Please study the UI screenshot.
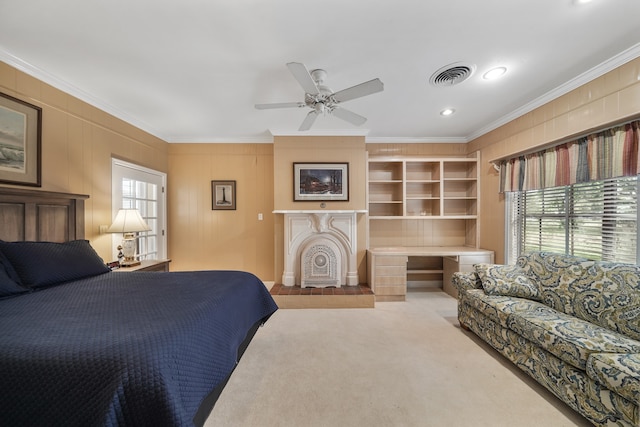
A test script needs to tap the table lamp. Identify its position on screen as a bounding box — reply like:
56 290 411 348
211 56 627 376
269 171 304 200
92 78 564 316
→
107 208 151 267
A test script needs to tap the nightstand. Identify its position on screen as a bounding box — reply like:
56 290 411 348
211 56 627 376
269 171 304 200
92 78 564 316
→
113 259 171 272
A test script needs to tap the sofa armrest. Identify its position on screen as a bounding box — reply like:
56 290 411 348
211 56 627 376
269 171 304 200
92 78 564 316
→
587 353 640 406
453 271 482 294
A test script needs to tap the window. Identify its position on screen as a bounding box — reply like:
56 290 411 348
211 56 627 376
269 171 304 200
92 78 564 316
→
112 159 167 261
506 176 638 264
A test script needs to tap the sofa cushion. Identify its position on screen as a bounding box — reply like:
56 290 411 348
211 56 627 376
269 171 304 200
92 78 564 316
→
587 353 640 406
461 289 548 329
571 262 640 342
452 271 482 293
507 305 640 370
475 263 540 300
517 252 594 315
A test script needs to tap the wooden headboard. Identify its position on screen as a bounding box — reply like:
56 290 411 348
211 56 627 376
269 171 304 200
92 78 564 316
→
0 187 88 243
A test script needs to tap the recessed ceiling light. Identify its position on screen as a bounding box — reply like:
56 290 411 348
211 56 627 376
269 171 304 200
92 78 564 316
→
483 67 507 80
440 108 455 116
573 0 593 4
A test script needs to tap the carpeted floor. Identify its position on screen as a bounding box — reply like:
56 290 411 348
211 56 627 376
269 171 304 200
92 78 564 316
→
205 289 593 427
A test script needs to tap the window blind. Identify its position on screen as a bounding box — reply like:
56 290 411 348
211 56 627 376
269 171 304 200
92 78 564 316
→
507 176 638 264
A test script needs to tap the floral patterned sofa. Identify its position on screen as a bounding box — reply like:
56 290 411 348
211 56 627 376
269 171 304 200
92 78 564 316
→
453 252 640 427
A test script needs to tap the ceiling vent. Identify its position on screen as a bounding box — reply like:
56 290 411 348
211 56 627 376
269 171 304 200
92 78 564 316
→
429 62 476 87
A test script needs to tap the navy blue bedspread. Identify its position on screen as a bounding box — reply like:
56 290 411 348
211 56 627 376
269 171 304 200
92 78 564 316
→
0 270 278 427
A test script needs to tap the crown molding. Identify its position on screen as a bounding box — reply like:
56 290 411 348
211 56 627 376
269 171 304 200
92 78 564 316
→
165 136 274 143
3 42 639 145
269 129 369 137
466 42 640 142
365 136 468 144
0 47 167 141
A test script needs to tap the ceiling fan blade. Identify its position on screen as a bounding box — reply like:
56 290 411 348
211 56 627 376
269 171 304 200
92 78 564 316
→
255 102 306 110
332 78 384 103
298 110 318 131
287 62 319 95
331 107 367 126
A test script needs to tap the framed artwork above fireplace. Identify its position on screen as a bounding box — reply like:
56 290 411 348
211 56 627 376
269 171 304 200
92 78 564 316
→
293 162 349 201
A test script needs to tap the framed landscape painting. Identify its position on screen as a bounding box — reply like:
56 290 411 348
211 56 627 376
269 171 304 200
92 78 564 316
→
0 92 41 187
294 162 348 201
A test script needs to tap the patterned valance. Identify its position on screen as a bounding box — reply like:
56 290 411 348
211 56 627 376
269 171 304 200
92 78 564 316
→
499 120 640 192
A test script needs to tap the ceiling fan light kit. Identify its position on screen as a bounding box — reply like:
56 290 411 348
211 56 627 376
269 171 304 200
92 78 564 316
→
255 62 384 131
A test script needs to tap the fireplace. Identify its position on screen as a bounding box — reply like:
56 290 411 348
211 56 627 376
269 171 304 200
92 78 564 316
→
274 210 365 287
300 238 340 287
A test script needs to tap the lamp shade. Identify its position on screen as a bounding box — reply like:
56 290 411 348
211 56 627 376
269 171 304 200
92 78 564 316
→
107 209 151 234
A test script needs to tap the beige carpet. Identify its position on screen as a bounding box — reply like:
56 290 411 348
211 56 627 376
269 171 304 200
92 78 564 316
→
206 289 593 427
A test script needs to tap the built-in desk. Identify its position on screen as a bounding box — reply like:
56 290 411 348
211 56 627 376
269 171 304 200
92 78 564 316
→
367 247 494 301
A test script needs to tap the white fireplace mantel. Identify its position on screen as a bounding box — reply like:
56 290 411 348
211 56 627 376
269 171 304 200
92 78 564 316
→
273 210 366 287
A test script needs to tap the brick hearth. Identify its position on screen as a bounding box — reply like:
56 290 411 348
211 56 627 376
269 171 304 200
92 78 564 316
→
270 284 375 309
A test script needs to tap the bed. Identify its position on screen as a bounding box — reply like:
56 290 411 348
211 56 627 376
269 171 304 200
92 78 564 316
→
0 188 278 427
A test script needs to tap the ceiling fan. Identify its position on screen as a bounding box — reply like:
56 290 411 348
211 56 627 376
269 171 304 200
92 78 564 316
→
255 62 384 131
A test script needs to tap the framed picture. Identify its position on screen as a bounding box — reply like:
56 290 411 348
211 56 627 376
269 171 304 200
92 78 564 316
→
211 180 236 210
0 92 42 187
294 162 349 201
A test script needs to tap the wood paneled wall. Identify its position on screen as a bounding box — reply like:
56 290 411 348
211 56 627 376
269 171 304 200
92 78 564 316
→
470 57 640 263
4 54 639 277
0 62 168 262
167 143 274 279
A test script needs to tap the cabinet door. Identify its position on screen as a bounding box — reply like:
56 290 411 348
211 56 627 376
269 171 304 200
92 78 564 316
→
369 254 407 297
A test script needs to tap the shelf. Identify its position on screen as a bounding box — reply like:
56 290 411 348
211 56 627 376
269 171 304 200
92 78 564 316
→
367 154 480 248
406 198 440 216
368 203 403 217
369 161 403 181
369 182 403 202
444 180 476 198
443 160 478 179
406 256 444 285
367 216 466 220
406 162 440 181
407 181 440 198
443 199 477 216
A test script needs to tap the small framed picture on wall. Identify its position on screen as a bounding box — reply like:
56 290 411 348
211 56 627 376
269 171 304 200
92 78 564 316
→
211 180 236 210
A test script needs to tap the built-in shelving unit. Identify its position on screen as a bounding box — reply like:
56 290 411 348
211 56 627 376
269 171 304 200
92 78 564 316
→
367 152 481 248
366 153 491 300
368 155 478 219
367 247 494 301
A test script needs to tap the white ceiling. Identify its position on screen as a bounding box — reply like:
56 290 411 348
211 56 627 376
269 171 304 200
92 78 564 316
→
1 0 639 143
